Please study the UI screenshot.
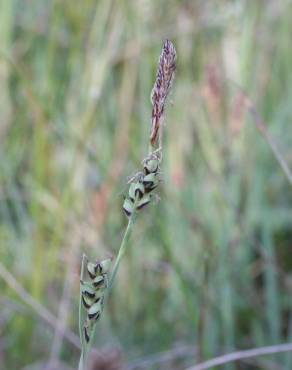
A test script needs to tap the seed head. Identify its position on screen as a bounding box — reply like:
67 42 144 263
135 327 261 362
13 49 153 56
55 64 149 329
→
150 40 177 147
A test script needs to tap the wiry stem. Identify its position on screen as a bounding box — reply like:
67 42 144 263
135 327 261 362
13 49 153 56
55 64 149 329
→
78 254 87 370
185 342 292 370
108 213 136 291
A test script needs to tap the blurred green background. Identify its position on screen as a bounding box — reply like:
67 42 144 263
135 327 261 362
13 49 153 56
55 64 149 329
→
1 1 292 369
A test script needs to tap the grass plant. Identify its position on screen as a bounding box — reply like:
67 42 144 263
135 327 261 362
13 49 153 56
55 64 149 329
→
78 40 176 369
0 2 292 369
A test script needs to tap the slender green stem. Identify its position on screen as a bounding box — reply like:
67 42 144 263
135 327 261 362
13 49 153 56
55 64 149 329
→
108 213 136 291
78 254 87 370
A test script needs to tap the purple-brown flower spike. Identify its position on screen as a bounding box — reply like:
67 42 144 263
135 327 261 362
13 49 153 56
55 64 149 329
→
150 40 177 148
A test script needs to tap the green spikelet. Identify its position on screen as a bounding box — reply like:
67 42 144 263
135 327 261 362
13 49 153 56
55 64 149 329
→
79 256 112 348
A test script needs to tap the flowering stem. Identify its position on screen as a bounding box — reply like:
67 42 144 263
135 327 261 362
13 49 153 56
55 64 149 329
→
77 40 176 370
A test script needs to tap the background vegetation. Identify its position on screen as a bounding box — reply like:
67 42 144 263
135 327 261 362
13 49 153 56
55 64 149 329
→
0 1 292 369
